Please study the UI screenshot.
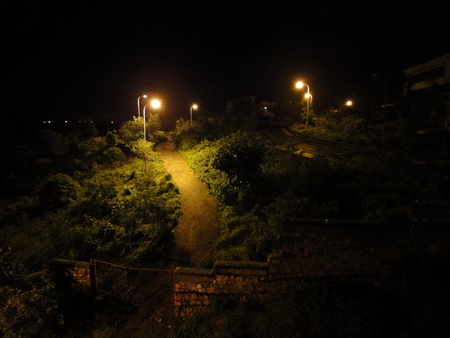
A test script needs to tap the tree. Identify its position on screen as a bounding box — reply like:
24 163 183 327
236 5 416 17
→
118 115 163 147
118 117 144 147
105 130 119 147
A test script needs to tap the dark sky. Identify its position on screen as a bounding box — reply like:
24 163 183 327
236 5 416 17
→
4 1 450 127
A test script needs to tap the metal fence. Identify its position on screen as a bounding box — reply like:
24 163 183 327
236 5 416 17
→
92 259 173 311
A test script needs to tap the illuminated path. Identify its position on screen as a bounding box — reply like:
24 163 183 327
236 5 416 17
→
155 136 220 266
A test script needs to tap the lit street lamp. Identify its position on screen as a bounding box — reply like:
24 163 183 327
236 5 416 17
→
296 81 312 131
143 99 161 141
137 94 147 118
345 100 353 106
190 104 198 125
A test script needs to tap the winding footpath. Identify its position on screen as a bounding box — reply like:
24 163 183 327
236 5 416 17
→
155 136 220 266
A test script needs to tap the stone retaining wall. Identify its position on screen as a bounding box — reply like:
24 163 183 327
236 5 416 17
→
173 261 268 317
49 259 93 292
52 219 450 317
172 220 450 316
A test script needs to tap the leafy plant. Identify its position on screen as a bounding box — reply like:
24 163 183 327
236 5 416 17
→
38 173 80 211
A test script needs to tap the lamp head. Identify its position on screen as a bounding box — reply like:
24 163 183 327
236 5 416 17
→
151 99 161 109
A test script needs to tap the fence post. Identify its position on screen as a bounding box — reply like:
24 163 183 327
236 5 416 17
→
90 258 98 296
126 266 132 303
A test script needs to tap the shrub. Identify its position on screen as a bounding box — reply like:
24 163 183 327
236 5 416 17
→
39 173 80 211
103 147 126 163
31 129 65 156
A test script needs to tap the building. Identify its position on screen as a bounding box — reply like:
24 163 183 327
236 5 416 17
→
403 53 450 130
404 52 450 95
226 96 279 124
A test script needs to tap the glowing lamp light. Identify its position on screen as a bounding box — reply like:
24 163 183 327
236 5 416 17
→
190 104 198 125
151 99 161 109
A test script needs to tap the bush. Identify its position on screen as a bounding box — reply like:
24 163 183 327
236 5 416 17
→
103 147 126 163
31 129 65 156
39 173 80 211
0 246 63 337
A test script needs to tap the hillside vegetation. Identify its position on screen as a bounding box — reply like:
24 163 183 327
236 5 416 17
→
173 114 448 265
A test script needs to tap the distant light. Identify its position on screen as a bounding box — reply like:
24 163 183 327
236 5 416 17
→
111 121 114 124
346 100 353 106
304 93 311 99
192 104 198 110
64 120 68 123
295 81 304 89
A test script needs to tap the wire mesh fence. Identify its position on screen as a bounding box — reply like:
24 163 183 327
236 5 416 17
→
92 259 173 311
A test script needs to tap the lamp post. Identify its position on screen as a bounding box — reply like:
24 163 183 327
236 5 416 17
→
190 104 198 125
371 73 388 145
296 81 311 131
137 94 147 118
142 99 161 141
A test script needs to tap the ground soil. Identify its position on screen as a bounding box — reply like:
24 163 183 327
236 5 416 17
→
115 136 221 337
155 135 221 266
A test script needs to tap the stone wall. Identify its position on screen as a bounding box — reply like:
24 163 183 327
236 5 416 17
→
172 219 450 316
269 220 450 282
49 259 94 292
173 261 268 317
51 218 450 317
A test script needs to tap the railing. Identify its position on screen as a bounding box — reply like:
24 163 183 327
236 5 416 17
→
92 259 173 311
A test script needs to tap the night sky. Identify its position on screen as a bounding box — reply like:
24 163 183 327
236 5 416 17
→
4 1 450 128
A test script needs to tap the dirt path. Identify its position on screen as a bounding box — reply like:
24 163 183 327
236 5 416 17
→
155 136 220 266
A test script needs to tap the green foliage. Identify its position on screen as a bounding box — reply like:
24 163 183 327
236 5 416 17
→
105 130 119 147
38 173 80 211
72 159 181 262
31 129 65 156
131 139 157 160
68 121 99 139
118 115 162 148
173 117 221 150
210 132 268 210
213 132 264 178
0 196 36 228
103 146 126 163
118 117 145 146
0 246 63 338
76 137 106 156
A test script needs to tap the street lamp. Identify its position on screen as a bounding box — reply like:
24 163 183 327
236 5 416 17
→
142 99 161 141
190 104 198 125
345 100 353 106
296 81 312 131
137 94 147 118
372 73 388 145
